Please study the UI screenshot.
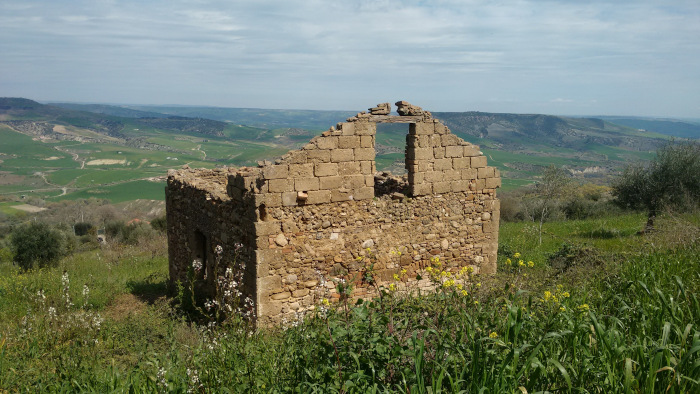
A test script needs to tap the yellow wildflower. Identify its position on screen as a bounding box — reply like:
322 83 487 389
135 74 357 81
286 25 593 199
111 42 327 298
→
400 269 407 276
514 252 521 258
562 292 570 298
543 290 552 301
461 290 468 296
322 298 330 306
505 258 512 266
389 283 396 292
489 332 498 339
456 283 463 290
559 306 566 312
393 274 400 281
518 260 525 267
527 261 534 267
476 283 481 288
474 300 479 305
426 266 433 273
577 304 590 312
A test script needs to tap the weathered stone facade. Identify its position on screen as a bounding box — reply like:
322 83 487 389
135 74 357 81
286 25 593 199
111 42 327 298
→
166 101 501 324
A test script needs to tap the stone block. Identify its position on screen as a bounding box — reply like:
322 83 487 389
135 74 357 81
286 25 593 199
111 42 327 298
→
410 122 434 135
281 192 298 206
408 172 424 184
360 161 373 174
360 135 374 148
418 160 433 172
445 145 464 158
475 178 485 190
443 169 461 181
258 273 282 290
354 187 374 200
263 164 288 180
316 136 338 150
290 163 314 178
344 174 366 189
320 176 343 189
485 177 501 189
477 167 488 179
307 190 331 204
463 145 481 157
268 178 293 193
338 136 361 149
471 156 487 168
255 221 281 236
433 181 451 194
411 182 432 196
330 148 354 162
441 134 462 146
434 158 453 171
424 171 444 183
315 162 338 177
365 175 374 186
354 122 376 136
451 180 469 192
354 148 375 161
461 168 477 180
307 149 331 162
338 161 360 175
295 177 320 191
331 189 352 202
254 192 282 207
407 147 433 160
433 147 445 159
494 168 501 178
453 157 470 169
482 221 495 233
286 150 308 164
340 122 355 136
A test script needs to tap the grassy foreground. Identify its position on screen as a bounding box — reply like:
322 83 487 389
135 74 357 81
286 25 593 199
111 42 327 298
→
0 213 699 392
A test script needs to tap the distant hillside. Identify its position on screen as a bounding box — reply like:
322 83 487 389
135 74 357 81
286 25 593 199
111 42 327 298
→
597 116 700 139
55 103 356 131
433 112 666 151
1 98 227 138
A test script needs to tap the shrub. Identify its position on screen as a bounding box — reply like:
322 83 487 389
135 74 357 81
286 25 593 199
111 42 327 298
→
612 140 700 231
150 215 167 233
10 222 70 270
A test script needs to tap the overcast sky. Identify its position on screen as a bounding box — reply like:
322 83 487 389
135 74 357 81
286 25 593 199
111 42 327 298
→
1 0 698 117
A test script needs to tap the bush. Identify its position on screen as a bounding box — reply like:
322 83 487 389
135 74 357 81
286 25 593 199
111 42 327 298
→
10 222 70 270
150 215 167 233
612 140 700 231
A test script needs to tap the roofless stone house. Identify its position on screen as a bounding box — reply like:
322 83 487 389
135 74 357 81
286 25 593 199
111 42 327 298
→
166 101 501 324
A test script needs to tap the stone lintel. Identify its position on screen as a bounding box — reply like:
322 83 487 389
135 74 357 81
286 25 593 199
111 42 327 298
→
369 115 424 123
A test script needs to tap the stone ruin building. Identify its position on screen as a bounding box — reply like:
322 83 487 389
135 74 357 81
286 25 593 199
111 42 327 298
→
166 101 501 325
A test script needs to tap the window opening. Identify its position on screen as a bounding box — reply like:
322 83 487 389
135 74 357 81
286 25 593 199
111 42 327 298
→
374 123 410 197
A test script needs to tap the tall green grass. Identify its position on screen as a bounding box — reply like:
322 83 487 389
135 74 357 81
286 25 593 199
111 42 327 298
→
0 213 698 392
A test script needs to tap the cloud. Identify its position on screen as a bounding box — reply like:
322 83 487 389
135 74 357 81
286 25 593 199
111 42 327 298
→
0 0 698 116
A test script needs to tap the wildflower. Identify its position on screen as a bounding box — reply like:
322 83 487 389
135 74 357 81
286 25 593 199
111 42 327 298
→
461 290 468 296
400 269 407 276
442 279 455 288
562 291 570 298
322 298 330 306
474 300 479 305
543 290 552 301
505 258 512 266
513 252 521 258
518 260 525 267
489 332 498 339
577 304 590 312
192 259 203 272
389 283 397 292
559 306 566 312
476 283 481 288
215 245 223 255
456 283 463 290
527 260 534 267
393 274 400 281
426 266 433 273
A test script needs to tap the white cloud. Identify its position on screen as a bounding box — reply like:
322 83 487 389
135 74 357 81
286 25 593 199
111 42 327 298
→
0 0 698 116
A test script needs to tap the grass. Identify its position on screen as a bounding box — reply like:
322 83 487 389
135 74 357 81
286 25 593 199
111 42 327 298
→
0 212 698 392
52 180 166 203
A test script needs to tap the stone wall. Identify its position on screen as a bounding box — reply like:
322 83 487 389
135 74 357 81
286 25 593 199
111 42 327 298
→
166 101 501 325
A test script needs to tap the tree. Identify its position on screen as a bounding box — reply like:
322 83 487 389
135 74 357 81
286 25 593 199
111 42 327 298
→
11 222 69 270
527 165 572 245
612 141 700 232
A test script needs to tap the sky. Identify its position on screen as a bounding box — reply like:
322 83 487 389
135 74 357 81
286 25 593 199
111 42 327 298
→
1 0 699 117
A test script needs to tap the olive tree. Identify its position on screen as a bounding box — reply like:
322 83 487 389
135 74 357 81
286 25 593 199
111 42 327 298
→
612 141 700 232
11 222 70 270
